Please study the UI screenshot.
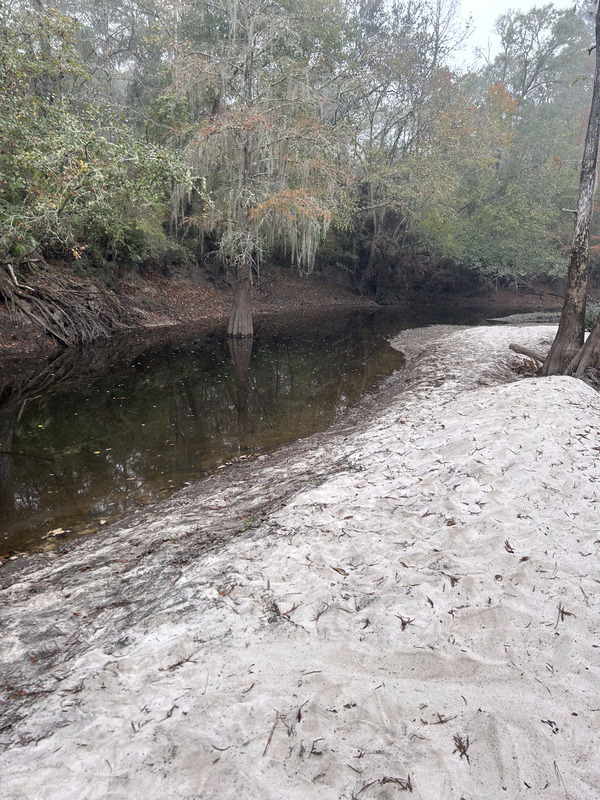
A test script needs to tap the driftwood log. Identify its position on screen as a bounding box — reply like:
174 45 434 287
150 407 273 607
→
509 343 545 364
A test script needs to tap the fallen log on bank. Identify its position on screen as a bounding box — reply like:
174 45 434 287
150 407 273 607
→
509 342 545 363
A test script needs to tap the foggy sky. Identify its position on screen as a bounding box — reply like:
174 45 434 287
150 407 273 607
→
459 0 579 59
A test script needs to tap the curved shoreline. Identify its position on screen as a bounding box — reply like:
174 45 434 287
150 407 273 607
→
2 324 600 799
0 268 376 360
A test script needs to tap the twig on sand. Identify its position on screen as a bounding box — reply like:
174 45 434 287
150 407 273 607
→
426 713 457 725
453 733 470 763
353 775 413 797
156 703 179 723
281 602 302 619
442 572 460 587
554 760 570 798
166 653 197 671
555 603 575 629
263 710 280 757
309 738 325 756
296 700 309 722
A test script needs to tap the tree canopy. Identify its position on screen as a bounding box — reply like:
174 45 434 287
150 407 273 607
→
0 0 597 335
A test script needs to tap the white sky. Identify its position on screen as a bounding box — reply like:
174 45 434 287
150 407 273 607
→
458 0 580 60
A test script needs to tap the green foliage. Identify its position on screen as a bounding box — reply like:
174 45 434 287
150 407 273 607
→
0 0 595 300
172 0 356 280
0 1 190 274
439 4 592 281
146 93 191 143
487 5 589 104
585 302 600 331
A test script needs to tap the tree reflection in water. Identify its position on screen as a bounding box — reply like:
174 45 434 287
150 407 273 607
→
229 336 253 438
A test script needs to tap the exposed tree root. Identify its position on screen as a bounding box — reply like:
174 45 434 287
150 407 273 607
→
0 260 141 347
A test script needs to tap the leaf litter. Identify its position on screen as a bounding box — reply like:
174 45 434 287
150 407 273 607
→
1 324 600 799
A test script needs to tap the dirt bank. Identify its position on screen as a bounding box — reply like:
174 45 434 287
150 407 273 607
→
0 265 375 359
0 262 566 360
2 323 600 799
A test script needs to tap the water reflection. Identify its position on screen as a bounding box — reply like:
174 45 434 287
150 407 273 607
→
1 308 411 552
229 336 253 435
0 301 522 553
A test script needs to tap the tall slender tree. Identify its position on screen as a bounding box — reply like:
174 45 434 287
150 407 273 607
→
542 1 600 376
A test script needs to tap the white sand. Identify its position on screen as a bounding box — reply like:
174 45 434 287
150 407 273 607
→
2 324 600 800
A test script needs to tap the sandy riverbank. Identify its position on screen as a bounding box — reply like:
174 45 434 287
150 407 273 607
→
2 324 600 799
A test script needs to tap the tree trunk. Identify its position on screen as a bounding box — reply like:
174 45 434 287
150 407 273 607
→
541 249 592 375
227 256 253 337
571 311 600 376
542 2 600 376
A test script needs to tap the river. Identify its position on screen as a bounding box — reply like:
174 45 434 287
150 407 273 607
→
0 304 509 554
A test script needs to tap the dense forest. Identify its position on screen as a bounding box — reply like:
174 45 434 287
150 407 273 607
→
1 0 598 337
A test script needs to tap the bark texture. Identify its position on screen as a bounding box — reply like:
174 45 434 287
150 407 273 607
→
542 3 600 376
572 313 600 376
227 257 254 337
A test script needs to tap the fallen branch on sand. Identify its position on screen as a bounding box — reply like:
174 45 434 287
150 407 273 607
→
509 342 545 363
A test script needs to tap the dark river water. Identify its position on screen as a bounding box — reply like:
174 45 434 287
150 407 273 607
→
0 304 508 553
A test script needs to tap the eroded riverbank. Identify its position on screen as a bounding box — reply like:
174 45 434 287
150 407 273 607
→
2 324 600 799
